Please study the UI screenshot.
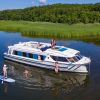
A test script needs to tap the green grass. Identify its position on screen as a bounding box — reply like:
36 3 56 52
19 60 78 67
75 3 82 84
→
0 20 100 39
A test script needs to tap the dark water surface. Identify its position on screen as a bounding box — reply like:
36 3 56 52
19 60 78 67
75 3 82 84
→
0 31 100 100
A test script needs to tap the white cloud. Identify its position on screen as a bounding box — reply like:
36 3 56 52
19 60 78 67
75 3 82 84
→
39 0 47 4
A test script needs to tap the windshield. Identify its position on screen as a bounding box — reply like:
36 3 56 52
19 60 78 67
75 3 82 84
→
75 54 83 60
67 54 83 62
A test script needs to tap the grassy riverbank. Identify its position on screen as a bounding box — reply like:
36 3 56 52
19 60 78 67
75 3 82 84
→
0 20 100 38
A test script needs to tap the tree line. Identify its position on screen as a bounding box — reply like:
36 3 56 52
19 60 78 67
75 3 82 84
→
0 3 100 24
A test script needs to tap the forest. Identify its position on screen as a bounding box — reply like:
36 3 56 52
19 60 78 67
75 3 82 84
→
0 3 100 24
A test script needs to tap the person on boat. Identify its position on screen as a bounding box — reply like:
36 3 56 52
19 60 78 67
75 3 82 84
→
37 42 42 49
54 62 59 73
50 39 56 48
3 64 8 79
38 55 41 60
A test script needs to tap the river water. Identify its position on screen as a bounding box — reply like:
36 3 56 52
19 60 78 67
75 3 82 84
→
0 31 100 100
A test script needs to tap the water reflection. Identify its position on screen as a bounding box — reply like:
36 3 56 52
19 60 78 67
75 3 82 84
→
0 83 8 95
21 32 100 45
4 60 89 94
3 83 8 94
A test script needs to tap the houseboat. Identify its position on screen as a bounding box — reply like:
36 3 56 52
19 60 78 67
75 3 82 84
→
4 41 91 73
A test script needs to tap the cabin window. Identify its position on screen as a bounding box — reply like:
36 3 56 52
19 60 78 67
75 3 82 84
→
67 57 75 62
76 56 81 60
51 56 68 62
51 56 57 61
67 57 79 62
28 53 33 58
22 52 27 57
14 51 18 55
33 54 46 60
57 57 67 62
33 54 38 59
76 54 82 60
14 51 22 56
18 51 22 56
40 55 46 60
73 57 78 61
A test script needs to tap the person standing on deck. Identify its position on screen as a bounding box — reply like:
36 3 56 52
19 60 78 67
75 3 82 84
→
51 39 56 48
3 64 8 79
54 62 59 73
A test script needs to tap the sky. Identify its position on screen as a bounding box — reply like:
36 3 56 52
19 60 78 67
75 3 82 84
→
0 0 100 10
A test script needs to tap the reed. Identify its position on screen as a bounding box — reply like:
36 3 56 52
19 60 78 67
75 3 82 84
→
0 20 100 38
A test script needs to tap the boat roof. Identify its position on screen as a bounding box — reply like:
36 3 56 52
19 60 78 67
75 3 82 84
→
8 41 79 57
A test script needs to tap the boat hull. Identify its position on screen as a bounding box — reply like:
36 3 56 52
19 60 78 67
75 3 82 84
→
4 53 88 73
